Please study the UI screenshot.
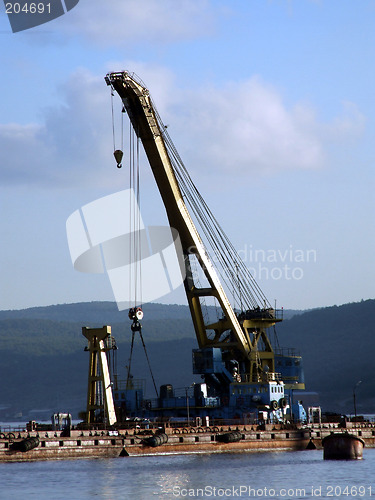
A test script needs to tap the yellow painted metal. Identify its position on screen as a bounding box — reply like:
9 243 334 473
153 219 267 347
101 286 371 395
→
82 326 117 426
106 72 285 384
107 71 251 356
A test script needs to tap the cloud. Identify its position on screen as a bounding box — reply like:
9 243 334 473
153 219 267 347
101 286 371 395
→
324 101 366 141
59 0 216 45
169 77 365 176
0 69 113 188
0 64 178 189
0 123 44 184
0 66 366 188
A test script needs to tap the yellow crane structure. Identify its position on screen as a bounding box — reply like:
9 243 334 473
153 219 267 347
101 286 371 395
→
82 326 117 426
104 71 288 387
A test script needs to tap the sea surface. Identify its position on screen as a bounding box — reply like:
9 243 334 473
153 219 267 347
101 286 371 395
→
1 448 374 500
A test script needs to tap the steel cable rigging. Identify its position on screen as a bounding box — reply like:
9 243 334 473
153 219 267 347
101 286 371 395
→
150 101 271 313
111 100 159 398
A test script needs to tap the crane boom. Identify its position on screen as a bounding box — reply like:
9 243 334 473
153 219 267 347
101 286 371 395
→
106 71 251 354
105 71 282 381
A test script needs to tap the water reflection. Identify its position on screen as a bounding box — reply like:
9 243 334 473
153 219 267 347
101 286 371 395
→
0 449 373 499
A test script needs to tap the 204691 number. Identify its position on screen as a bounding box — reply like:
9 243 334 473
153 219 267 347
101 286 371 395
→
327 485 372 497
5 2 51 14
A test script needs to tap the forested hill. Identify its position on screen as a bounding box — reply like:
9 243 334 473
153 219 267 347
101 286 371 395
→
0 301 192 324
276 299 375 412
0 299 373 419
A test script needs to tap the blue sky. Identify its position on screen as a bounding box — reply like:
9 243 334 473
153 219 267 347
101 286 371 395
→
0 0 374 310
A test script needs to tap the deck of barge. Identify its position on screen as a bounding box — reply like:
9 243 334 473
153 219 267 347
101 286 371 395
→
1 421 375 462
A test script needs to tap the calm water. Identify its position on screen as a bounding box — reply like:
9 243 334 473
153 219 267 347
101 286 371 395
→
0 448 374 500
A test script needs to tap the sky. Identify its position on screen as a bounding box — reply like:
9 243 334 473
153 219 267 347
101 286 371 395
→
0 0 374 311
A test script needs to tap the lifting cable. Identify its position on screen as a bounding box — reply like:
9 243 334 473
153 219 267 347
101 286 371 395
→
111 88 115 152
129 132 159 397
139 328 159 397
127 308 159 398
111 88 124 168
126 330 136 389
127 123 143 307
111 94 159 398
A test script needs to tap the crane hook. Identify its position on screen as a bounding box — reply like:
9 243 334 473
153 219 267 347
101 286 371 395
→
114 149 123 168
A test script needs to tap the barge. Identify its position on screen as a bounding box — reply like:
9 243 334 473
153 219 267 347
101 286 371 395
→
1 422 374 462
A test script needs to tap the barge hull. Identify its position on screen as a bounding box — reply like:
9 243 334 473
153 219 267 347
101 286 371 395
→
0 424 374 462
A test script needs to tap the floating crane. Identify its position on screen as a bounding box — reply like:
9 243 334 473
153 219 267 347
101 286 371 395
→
104 71 305 423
